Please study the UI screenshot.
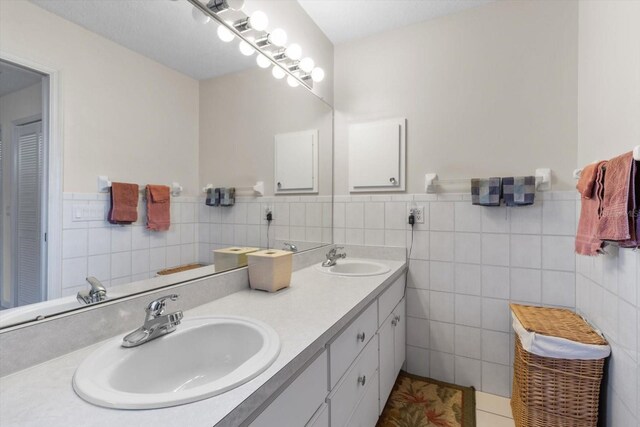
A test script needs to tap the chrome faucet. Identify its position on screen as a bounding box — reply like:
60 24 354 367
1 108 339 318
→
283 242 298 252
322 247 346 267
77 277 107 305
122 294 183 348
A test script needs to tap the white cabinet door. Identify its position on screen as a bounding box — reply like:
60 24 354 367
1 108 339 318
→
394 298 406 375
274 129 318 193
378 314 395 415
348 118 406 192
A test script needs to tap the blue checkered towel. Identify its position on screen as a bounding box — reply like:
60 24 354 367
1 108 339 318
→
471 177 502 206
503 176 535 206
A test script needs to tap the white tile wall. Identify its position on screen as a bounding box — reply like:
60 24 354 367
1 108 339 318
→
338 192 579 398
60 193 200 298
576 235 640 426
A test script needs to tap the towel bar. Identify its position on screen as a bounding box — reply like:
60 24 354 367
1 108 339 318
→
201 181 264 197
573 145 640 179
97 175 183 196
424 169 551 194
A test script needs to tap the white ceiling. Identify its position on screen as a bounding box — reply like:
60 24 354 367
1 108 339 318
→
29 0 257 80
0 61 44 97
297 0 494 45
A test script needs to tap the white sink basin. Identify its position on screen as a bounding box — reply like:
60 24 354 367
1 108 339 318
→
316 259 391 277
73 316 280 409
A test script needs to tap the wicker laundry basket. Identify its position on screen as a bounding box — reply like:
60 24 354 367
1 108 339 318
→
510 304 610 427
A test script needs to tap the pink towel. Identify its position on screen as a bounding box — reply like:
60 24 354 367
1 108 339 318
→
108 182 139 224
576 163 600 199
597 152 634 242
146 185 171 231
576 161 607 255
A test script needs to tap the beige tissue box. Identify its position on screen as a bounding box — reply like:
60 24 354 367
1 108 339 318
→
247 249 293 292
213 247 259 272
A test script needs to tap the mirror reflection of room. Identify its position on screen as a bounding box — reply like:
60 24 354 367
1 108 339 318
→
0 0 332 324
0 60 48 310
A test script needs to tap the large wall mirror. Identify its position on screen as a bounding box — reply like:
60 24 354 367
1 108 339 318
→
0 0 333 328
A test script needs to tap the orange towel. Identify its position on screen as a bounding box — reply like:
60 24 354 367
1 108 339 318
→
576 161 607 255
597 152 634 241
576 163 600 199
108 182 139 224
146 185 171 231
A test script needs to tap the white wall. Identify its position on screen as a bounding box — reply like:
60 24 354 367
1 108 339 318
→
0 0 200 194
334 0 578 194
575 1 640 426
0 82 43 305
199 67 333 197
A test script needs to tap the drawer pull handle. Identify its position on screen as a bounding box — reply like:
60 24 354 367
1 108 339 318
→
392 319 398 326
358 375 366 386
395 315 401 323
357 332 366 342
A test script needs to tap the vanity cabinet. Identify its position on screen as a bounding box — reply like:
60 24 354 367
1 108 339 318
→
378 298 406 415
249 272 406 427
249 350 328 427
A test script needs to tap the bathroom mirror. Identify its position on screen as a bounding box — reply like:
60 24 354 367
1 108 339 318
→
0 0 333 328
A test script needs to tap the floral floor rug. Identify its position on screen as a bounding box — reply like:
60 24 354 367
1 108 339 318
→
377 371 476 427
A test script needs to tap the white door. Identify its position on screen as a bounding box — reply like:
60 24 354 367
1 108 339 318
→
13 121 46 306
394 298 406 375
378 313 395 415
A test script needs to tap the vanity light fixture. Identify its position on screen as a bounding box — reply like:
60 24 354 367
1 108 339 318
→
256 54 271 68
206 0 245 13
284 43 302 61
272 66 286 79
239 39 255 56
217 24 234 42
299 57 315 73
187 0 324 90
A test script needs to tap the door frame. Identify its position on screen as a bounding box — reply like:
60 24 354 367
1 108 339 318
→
0 51 63 302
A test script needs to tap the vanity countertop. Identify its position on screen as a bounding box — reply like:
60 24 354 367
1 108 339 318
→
0 258 406 427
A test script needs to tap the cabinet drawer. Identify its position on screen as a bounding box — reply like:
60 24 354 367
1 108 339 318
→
306 403 329 427
347 369 380 427
329 302 378 389
250 350 328 427
378 274 405 327
328 334 379 427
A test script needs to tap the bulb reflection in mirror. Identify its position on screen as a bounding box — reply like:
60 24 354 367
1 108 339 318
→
227 0 245 10
311 67 325 82
249 11 268 31
191 7 210 24
299 57 315 73
287 75 300 88
268 28 287 47
239 40 254 56
217 24 234 42
256 54 271 68
285 43 302 60
272 66 286 79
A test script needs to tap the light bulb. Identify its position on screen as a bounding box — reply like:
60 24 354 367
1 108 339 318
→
272 66 286 80
191 7 211 24
249 11 268 31
285 43 302 60
268 28 287 47
311 67 325 82
239 39 254 56
299 57 315 73
256 54 271 68
287 75 300 88
217 25 234 42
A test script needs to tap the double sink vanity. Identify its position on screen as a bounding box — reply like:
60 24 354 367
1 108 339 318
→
0 246 407 427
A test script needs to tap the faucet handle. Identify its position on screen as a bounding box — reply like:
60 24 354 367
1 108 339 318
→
146 294 179 317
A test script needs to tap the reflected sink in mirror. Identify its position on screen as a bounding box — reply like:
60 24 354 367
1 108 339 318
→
73 316 280 409
316 259 391 277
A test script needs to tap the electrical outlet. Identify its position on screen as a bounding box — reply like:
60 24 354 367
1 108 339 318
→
408 206 425 224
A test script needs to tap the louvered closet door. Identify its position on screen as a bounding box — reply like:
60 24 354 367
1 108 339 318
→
15 121 44 305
